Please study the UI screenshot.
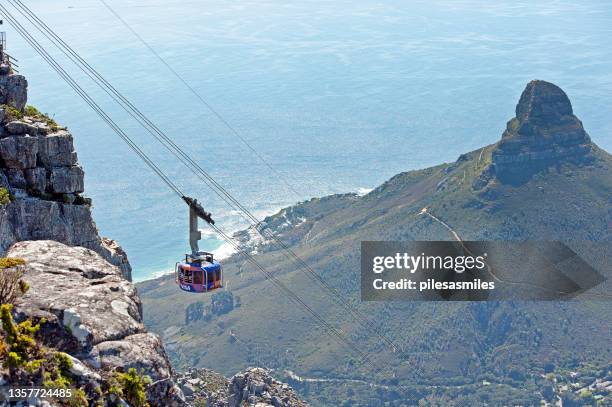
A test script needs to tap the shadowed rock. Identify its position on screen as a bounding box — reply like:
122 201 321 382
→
0 73 28 111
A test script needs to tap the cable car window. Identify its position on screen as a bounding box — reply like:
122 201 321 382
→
182 268 193 283
193 270 203 285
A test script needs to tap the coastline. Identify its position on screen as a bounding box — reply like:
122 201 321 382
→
133 185 374 283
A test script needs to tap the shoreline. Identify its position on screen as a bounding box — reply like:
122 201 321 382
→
133 185 374 283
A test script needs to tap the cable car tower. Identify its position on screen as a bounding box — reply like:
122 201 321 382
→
175 197 223 293
0 22 19 75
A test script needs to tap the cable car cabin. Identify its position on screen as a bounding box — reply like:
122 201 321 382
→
176 252 223 293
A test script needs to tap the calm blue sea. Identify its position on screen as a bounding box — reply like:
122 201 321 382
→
7 0 612 280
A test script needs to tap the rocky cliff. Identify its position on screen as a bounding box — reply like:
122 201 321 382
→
4 240 184 406
0 70 130 279
484 80 594 185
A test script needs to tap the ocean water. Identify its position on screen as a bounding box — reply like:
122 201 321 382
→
6 0 612 281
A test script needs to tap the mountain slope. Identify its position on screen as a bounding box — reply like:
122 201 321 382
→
139 81 611 406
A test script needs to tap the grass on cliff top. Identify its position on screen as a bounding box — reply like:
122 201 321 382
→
1 104 23 122
1 104 61 131
23 105 61 131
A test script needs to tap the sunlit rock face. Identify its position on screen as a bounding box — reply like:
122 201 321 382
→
7 240 185 406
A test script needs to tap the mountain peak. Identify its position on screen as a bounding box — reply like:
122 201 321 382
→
487 80 593 185
516 80 573 125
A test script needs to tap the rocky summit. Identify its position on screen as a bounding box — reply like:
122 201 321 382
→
488 80 593 184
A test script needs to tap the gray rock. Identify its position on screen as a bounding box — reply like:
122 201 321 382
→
0 170 9 189
0 73 28 111
6 120 38 136
0 97 131 279
249 380 265 395
0 134 38 168
0 195 132 279
24 167 47 193
5 168 26 189
32 122 51 136
49 165 84 194
226 368 309 407
66 353 102 382
94 332 183 406
0 107 5 123
181 383 195 397
7 241 184 407
9 241 142 351
38 130 77 167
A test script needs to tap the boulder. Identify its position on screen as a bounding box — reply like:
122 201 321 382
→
9 240 143 352
38 130 78 167
0 73 28 111
0 134 38 168
6 120 38 136
49 165 84 194
93 333 184 406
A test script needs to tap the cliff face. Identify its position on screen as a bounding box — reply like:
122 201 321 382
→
488 80 593 184
0 71 130 279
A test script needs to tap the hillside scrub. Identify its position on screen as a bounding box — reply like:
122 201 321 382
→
1 104 23 122
23 105 61 131
0 188 13 206
109 367 152 407
0 257 28 304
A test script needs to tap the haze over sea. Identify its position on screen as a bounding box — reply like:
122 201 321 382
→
9 0 612 281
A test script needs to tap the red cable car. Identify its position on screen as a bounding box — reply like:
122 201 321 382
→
176 197 223 293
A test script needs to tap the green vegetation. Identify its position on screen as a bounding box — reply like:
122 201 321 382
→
0 257 28 304
109 367 152 407
0 257 26 269
0 304 94 406
1 104 23 121
24 105 61 131
0 187 13 206
42 352 74 390
1 304 44 373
